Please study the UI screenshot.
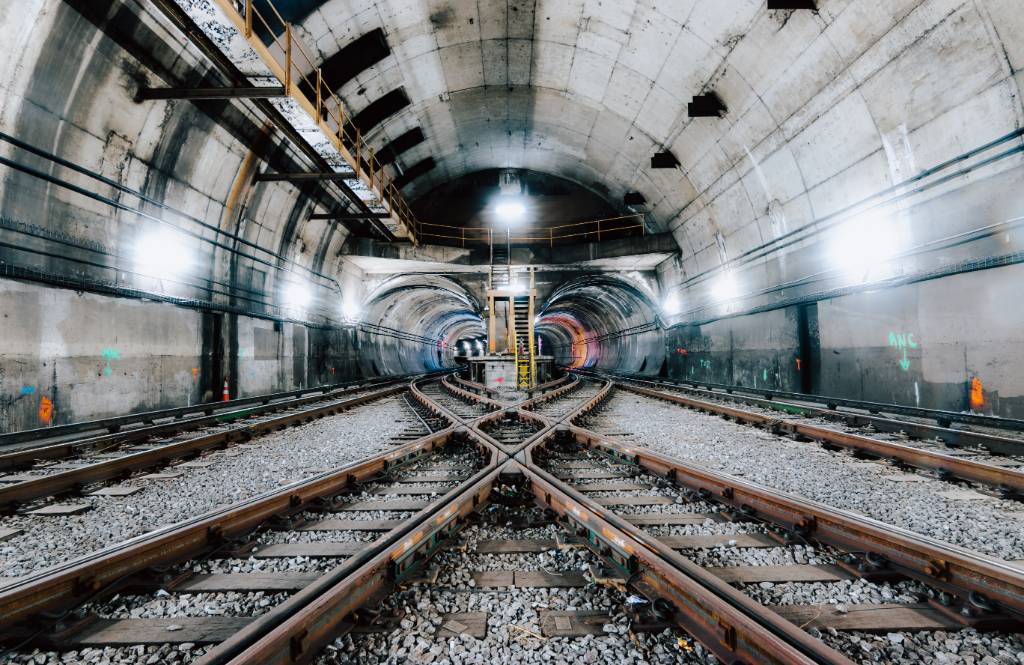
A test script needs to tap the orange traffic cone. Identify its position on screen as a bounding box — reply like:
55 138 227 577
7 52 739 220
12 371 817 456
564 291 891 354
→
222 378 230 402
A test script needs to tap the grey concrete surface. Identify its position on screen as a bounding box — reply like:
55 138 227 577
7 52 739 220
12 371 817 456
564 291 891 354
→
1 1 1023 427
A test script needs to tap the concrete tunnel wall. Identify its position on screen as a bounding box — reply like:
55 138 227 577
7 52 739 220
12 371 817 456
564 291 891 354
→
0 279 365 433
2 1 1024 428
666 261 1024 419
0 1 464 431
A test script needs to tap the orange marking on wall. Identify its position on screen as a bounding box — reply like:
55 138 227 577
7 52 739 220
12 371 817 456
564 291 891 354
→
969 377 985 411
795 357 802 371
38 396 53 424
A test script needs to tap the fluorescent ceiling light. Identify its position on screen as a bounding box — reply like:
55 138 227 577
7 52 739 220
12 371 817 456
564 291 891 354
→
662 292 680 316
495 199 526 223
284 280 312 310
712 270 740 303
341 297 361 322
135 227 191 279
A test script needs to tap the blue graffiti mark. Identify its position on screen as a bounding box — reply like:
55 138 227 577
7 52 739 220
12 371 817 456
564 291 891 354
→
19 386 35 395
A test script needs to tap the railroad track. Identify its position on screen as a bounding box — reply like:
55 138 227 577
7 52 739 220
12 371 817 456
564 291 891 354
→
1 372 1022 664
0 381 421 513
576 373 1024 501
579 370 1024 455
0 376 411 451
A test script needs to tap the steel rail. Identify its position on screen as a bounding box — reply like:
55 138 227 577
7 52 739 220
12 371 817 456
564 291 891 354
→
20 372 1022 665
513 458 852 665
579 369 1024 432
451 372 574 401
614 382 1024 498
209 378 855 665
559 418 1024 623
0 422 480 629
201 464 504 665
206 374 1024 662
430 379 857 663
517 375 582 411
0 379 409 471
0 375 407 448
605 373 1024 457
439 374 506 411
449 374 495 396
0 385 407 510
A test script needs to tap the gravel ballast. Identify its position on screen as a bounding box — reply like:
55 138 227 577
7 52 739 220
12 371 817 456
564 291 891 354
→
0 396 415 578
584 391 1024 560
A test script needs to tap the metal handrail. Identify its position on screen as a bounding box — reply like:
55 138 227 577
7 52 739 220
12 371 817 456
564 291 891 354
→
220 0 422 242
417 213 645 247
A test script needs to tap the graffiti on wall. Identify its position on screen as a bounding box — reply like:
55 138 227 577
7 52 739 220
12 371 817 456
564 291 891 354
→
100 348 121 376
38 395 53 424
969 377 985 411
887 332 918 371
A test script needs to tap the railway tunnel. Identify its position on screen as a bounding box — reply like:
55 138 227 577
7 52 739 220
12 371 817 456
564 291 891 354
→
1 1 1024 664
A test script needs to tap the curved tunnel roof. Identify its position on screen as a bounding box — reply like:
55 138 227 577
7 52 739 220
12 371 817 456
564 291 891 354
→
284 0 1023 268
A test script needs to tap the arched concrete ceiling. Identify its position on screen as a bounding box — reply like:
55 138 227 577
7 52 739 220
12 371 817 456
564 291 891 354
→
537 273 662 372
291 0 1024 267
360 274 484 373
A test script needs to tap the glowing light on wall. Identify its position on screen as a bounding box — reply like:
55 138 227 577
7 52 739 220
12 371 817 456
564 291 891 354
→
538 313 595 369
495 199 526 223
135 226 192 279
283 279 312 312
828 210 901 279
711 270 740 303
341 296 361 322
662 291 681 316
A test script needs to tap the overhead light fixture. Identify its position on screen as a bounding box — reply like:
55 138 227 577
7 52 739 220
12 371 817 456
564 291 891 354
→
283 280 312 311
662 291 681 316
495 198 526 224
828 210 901 280
341 296 361 322
712 270 741 303
135 226 191 280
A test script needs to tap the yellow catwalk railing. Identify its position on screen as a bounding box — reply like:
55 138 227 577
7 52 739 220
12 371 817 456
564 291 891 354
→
213 0 420 242
419 213 645 247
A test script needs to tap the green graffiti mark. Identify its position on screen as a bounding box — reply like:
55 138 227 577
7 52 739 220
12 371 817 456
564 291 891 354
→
762 368 768 381
698 359 712 370
101 348 121 376
887 332 918 371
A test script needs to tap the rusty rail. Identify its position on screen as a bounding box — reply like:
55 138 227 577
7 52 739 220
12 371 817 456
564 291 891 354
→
0 376 405 448
615 383 1024 498
579 369 1024 433
556 421 1024 622
201 464 503 665
0 385 407 510
597 371 1024 457
0 423 489 629
0 379 410 472
516 459 852 664
12 372 1024 664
